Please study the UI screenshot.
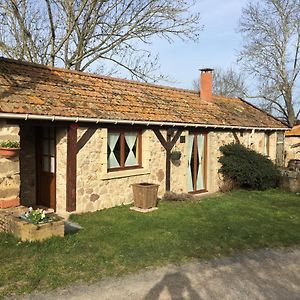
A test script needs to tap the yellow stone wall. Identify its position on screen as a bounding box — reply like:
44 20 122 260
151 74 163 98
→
285 136 300 163
54 127 282 214
56 128 68 214
0 120 20 204
206 130 278 192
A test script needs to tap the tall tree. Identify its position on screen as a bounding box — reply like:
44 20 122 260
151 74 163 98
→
192 67 248 98
0 0 201 81
238 0 300 126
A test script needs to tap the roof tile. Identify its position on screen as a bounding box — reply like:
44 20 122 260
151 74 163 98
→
0 58 286 128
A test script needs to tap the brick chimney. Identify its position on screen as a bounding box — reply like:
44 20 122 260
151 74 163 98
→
200 68 213 102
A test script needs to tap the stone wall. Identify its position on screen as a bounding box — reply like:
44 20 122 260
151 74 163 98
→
206 130 278 193
19 125 36 207
56 128 68 214
53 126 282 214
285 136 300 164
0 120 20 208
74 128 159 213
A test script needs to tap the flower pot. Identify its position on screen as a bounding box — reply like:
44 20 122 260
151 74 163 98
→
0 147 20 159
132 183 159 209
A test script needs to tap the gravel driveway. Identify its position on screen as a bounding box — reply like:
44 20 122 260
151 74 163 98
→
12 247 300 300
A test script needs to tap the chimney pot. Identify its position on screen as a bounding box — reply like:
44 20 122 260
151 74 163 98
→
200 68 213 102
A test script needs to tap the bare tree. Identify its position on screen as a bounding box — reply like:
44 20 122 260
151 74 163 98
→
238 0 300 126
0 0 201 81
192 67 248 98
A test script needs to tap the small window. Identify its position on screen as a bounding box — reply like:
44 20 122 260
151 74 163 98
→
107 130 142 171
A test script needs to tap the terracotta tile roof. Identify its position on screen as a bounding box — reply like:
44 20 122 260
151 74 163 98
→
285 125 300 136
0 57 287 128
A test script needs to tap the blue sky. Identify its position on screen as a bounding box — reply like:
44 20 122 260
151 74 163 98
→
151 0 251 89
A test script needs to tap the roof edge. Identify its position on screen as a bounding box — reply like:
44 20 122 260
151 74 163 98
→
0 112 288 131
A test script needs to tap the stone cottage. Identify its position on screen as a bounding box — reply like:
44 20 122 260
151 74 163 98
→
0 58 288 214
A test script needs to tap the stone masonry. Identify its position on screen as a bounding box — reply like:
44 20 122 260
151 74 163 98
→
285 136 300 163
54 127 279 215
0 120 20 209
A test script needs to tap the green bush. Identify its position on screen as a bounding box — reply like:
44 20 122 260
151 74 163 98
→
218 143 280 190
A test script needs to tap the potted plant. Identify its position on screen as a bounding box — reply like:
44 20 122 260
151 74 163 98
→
0 140 20 158
20 207 60 225
15 207 64 242
170 150 181 161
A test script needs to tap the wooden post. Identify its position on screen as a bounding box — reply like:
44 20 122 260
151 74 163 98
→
153 128 183 192
166 130 172 191
66 124 77 212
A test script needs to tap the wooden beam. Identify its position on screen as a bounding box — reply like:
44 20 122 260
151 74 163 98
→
153 128 183 192
66 124 77 212
232 131 241 144
153 129 169 150
169 129 183 149
153 129 183 151
166 131 171 192
77 128 97 153
291 142 300 148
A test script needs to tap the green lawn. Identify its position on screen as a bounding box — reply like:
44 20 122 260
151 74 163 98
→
1 189 300 298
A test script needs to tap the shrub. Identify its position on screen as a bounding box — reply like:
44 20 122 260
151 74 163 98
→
219 178 237 193
162 192 194 201
218 143 280 190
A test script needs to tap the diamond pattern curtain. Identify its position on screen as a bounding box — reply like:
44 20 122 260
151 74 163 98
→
187 134 194 192
108 132 120 168
125 132 138 166
196 134 204 190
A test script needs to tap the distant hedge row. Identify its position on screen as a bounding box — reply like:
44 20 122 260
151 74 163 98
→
218 143 280 190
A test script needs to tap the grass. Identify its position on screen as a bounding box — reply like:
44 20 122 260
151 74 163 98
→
0 189 300 298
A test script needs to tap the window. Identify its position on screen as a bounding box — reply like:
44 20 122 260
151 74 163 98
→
187 132 207 193
107 130 142 171
42 127 56 174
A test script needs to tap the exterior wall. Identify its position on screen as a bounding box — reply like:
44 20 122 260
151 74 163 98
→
56 128 68 214
19 125 36 207
207 130 278 193
285 136 300 163
75 128 167 213
81 128 281 212
53 126 282 214
170 131 189 193
0 120 20 208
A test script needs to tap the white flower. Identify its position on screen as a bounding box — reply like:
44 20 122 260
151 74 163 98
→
29 207 33 212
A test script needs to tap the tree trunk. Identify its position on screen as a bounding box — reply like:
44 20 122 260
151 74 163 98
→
285 89 296 127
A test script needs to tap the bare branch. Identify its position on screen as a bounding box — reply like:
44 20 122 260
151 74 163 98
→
238 0 300 126
0 0 201 81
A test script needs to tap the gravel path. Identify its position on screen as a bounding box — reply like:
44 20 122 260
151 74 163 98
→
13 247 300 300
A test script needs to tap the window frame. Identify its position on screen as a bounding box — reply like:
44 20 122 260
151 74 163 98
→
107 129 142 172
188 131 208 194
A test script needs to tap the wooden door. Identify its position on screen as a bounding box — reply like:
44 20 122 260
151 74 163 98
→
36 127 56 209
187 133 207 193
